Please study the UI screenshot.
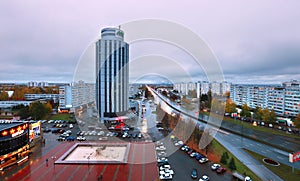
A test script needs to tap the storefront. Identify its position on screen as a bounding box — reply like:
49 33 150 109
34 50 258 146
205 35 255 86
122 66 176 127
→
0 122 30 171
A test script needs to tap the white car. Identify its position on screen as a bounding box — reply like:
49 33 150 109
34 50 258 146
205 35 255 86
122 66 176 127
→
76 136 86 141
159 173 173 180
211 163 221 170
97 131 105 136
156 146 166 151
199 174 210 181
181 145 189 151
157 157 168 163
69 124 73 129
199 157 208 163
159 164 171 170
159 169 174 175
190 152 198 157
175 140 183 147
157 151 167 157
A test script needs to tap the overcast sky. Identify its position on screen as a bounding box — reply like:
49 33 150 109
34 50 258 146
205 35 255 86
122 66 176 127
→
1 0 300 84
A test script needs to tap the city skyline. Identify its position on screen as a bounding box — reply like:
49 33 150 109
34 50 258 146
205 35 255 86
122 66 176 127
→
1 1 300 84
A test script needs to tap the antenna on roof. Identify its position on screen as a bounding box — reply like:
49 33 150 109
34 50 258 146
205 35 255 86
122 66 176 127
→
118 25 121 30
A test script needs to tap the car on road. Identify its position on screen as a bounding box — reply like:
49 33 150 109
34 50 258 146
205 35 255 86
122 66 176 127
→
191 168 198 179
216 167 227 174
199 157 208 163
211 163 221 170
69 124 73 129
199 174 210 181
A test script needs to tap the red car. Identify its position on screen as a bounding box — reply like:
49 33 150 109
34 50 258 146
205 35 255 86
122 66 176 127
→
216 167 227 174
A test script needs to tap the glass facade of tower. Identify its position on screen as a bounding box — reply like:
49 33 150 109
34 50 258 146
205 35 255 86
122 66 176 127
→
96 28 129 118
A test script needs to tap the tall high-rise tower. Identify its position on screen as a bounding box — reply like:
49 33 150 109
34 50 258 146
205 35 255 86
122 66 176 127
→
96 27 129 119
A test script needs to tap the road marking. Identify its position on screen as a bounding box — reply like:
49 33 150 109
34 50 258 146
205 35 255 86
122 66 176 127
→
113 165 121 181
82 165 95 181
276 156 284 160
127 144 136 181
67 165 81 181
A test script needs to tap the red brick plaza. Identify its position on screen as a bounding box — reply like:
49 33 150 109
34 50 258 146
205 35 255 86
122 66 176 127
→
7 141 158 181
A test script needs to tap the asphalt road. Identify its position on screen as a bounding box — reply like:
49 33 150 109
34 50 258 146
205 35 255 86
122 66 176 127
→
142 99 231 181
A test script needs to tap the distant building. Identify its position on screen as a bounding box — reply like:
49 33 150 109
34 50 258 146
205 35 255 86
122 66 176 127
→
95 27 129 119
24 94 59 103
59 85 72 109
0 101 33 108
71 81 95 108
58 81 95 110
230 80 300 117
174 81 230 97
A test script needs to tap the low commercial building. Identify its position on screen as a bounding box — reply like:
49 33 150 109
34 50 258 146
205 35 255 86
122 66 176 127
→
0 122 30 171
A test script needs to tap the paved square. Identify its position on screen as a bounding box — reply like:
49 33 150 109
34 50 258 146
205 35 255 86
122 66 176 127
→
56 142 130 164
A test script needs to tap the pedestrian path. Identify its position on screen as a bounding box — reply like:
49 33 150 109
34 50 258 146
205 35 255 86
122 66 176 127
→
215 134 284 181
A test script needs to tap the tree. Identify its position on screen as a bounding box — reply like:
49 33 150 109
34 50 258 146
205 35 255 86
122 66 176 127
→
261 108 277 123
11 87 25 100
45 102 53 113
294 113 300 128
225 99 237 114
17 105 30 119
253 107 263 120
0 91 9 101
220 152 229 164
228 157 237 170
225 91 230 99
29 101 47 120
240 103 251 118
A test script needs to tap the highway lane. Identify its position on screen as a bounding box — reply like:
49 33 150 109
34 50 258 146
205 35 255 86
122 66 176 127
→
150 88 300 168
141 100 232 181
148 88 295 180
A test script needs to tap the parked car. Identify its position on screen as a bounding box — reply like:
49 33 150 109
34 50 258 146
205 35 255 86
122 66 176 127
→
187 149 193 155
211 163 221 170
66 136 75 141
43 127 51 133
138 133 143 138
199 157 208 163
181 145 189 151
76 136 86 141
191 168 198 179
196 154 205 160
190 152 198 158
199 174 210 181
57 136 65 141
216 167 227 174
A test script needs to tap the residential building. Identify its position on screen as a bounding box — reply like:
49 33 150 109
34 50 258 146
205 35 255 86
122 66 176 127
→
230 80 300 117
58 81 95 109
